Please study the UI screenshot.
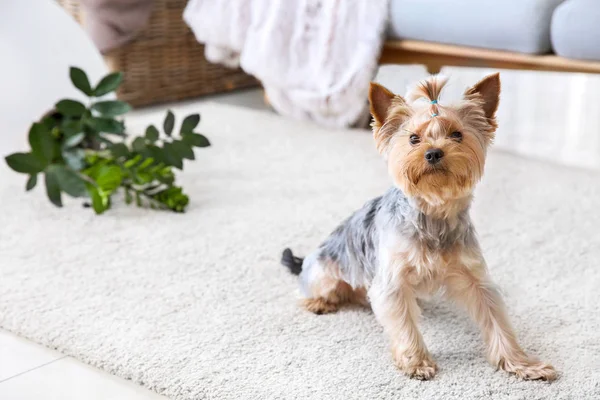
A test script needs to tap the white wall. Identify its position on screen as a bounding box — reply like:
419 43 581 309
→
0 0 108 155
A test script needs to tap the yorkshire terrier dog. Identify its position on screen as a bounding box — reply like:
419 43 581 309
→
282 73 556 381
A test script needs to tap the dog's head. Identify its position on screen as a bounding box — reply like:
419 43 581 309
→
369 73 500 207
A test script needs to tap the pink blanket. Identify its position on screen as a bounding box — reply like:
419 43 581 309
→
183 0 390 127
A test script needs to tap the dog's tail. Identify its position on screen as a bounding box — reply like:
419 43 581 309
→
281 248 303 276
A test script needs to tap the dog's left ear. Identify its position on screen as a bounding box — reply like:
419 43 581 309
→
464 73 501 119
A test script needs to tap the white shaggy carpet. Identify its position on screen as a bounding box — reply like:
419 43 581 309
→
1 103 599 400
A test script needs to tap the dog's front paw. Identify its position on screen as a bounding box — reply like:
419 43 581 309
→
406 359 438 380
500 358 557 381
393 348 438 380
513 362 557 381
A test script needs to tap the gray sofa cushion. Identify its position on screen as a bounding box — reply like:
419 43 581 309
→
389 0 565 54
551 0 600 61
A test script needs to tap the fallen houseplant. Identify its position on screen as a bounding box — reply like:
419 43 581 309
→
5 67 210 214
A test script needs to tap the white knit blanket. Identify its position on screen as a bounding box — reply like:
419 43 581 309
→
183 0 389 127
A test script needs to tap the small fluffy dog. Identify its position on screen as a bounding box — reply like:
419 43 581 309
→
281 73 556 381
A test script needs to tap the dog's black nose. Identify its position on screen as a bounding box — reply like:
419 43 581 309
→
425 148 444 164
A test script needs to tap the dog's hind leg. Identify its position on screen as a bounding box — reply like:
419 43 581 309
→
299 254 364 314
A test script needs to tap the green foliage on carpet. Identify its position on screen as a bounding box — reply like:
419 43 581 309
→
5 67 210 214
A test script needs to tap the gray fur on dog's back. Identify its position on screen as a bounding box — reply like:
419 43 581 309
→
305 187 477 290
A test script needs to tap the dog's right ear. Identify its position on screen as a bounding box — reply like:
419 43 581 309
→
369 82 396 126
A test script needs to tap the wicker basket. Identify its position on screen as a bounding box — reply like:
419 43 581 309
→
57 0 259 107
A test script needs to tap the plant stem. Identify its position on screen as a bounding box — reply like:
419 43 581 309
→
122 183 166 210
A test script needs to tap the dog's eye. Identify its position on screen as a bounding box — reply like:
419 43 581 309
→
449 131 463 141
409 134 420 145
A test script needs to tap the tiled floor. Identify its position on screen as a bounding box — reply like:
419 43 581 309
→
0 331 166 400
0 88 267 400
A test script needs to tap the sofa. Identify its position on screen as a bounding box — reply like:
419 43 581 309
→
383 0 600 74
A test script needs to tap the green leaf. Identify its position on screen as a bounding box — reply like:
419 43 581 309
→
92 100 131 117
171 139 195 160
93 72 123 97
132 137 147 153
44 167 63 207
145 125 159 142
145 145 166 165
182 132 210 148
64 132 85 148
42 114 59 130
70 67 93 96
124 154 142 168
95 165 122 193
134 171 152 185
157 171 174 185
87 185 109 214
62 149 86 171
180 114 200 134
84 152 99 165
153 185 188 212
138 157 154 170
26 174 37 191
5 152 45 174
28 123 56 164
61 119 82 136
148 163 164 174
52 165 87 197
109 143 129 158
161 142 183 170
135 192 142 207
55 99 86 117
86 117 125 135
163 110 175 136
96 136 114 146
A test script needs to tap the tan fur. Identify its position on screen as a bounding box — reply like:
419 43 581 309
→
444 264 556 380
302 259 367 314
362 74 557 381
407 74 449 119
303 297 340 314
369 83 413 155
370 233 556 380
370 263 437 380
369 82 395 126
371 75 497 218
